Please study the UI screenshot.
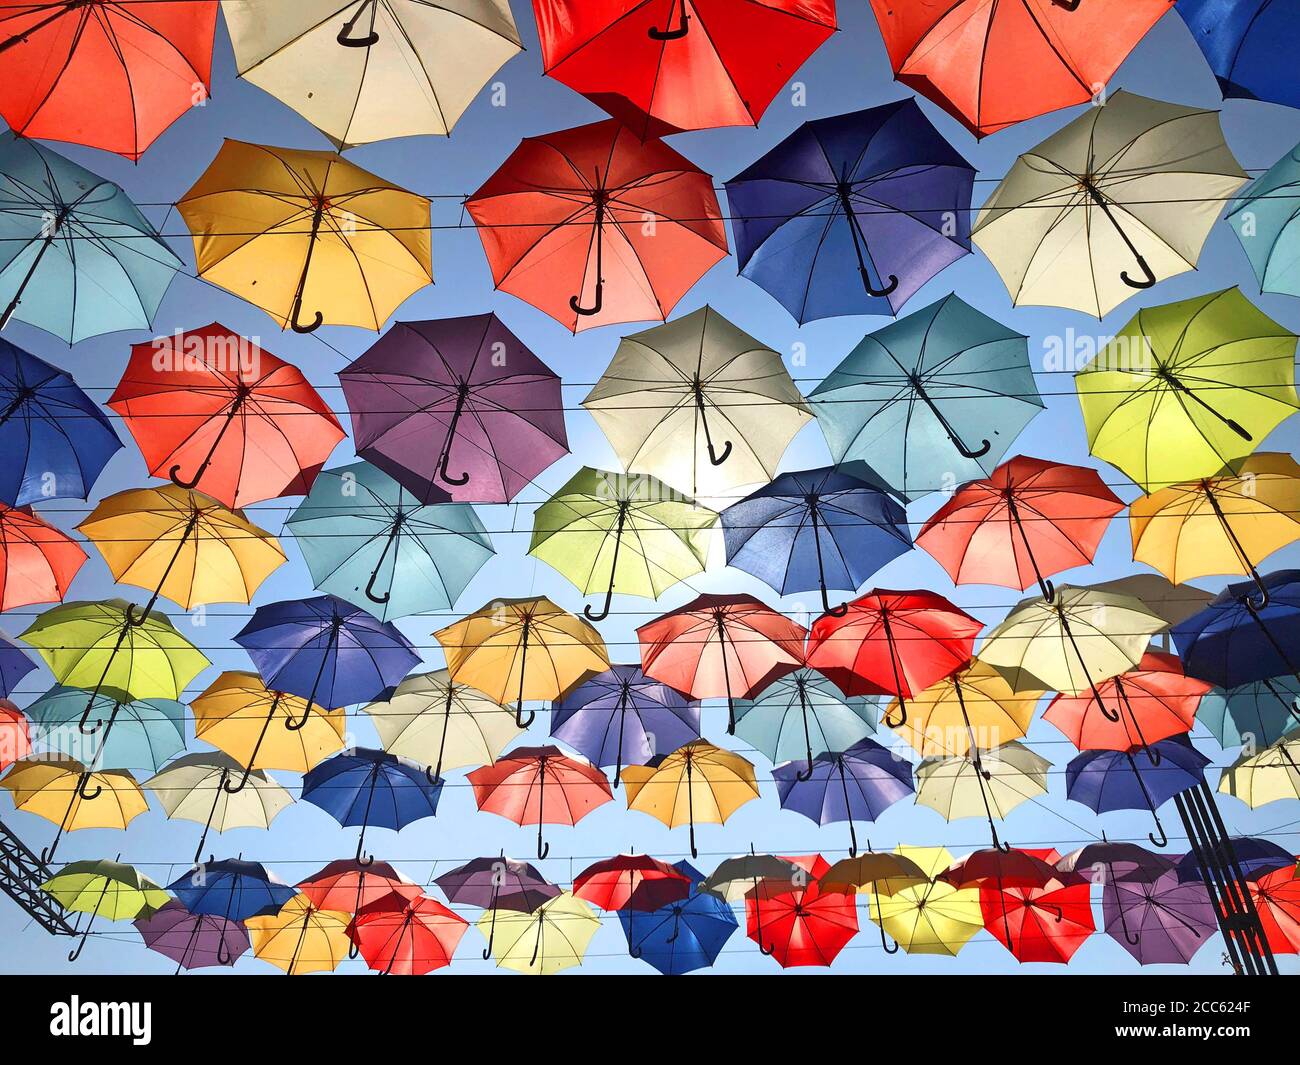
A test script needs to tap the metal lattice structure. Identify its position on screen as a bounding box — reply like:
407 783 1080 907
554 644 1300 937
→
0 818 75 936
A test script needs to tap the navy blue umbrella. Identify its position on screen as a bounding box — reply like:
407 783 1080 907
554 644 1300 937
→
1179 0 1298 109
620 875 738 975
0 633 34 698
168 858 296 925
1176 836 1295 883
1172 570 1300 691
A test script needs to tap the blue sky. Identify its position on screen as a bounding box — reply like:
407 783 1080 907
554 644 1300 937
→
2 2 1299 974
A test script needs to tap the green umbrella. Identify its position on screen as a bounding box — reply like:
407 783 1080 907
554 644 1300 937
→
42 858 170 962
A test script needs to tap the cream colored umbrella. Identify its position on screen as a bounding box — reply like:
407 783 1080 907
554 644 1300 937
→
914 741 1051 826
478 891 600 975
1218 735 1300 809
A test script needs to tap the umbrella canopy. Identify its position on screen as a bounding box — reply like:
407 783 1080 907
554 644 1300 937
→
246 893 352 975
26 686 185 773
733 667 876 775
724 98 975 322
1179 0 1297 108
466 120 727 332
1218 734 1300 809
224 0 521 147
1177 837 1295 884
299 859 422 926
0 502 84 610
890 658 1042 759
1102 869 1218 965
978 857 1094 965
1227 140 1300 299
340 314 568 505
1172 570 1300 689
745 856 859 969
168 859 296 922
478 891 600 975
435 853 559 961
869 845 986 957
573 854 692 912
0 133 180 342
134 899 250 973
529 466 715 621
0 340 120 507
940 848 1062 890
974 92 1247 319
109 325 345 509
0 0 216 159
700 851 805 903
0 638 34 698
1247 865 1300 955
1056 841 1176 885
1089 574 1216 630
620 878 738 975
350 892 469 976
286 461 494 620
1075 289 1298 491
177 140 432 333
1199 677 1300 749
818 850 929 895
0 697 30 771
914 740 1051 836
808 294 1042 501
43 858 170 962
583 306 812 508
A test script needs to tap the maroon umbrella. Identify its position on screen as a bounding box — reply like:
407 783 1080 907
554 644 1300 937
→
133 899 250 973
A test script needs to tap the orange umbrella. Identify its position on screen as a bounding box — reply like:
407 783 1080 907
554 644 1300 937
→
0 503 84 610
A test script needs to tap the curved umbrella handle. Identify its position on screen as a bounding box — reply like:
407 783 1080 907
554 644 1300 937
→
123 603 155 629
337 25 379 47
863 272 899 298
796 759 815 783
76 775 103 802
584 586 614 623
569 285 604 317
874 893 900 955
364 565 392 605
952 434 991 459
882 697 907 730
68 924 92 963
437 451 470 487
284 703 314 731
819 584 848 618
1052 0 1081 9
706 438 733 467
515 705 535 730
1148 815 1168 849
216 936 234 966
1120 254 1157 290
168 462 208 491
291 302 324 335
648 11 689 39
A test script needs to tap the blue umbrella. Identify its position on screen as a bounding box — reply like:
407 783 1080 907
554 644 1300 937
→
234 595 419 729
0 133 180 342
1226 141 1300 299
285 461 494 622
1176 836 1295 883
722 462 910 614
1178 0 1298 109
808 295 1042 501
301 747 443 863
168 858 296 923
1172 570 1300 690
724 98 974 323
0 633 35 698
1199 676 1300 748
620 879 738 975
25 685 185 772
0 339 121 506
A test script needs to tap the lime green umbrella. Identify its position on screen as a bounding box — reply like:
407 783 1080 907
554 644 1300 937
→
42 858 170 962
529 467 716 621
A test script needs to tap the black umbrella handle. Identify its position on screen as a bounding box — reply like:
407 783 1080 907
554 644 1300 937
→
649 1 689 39
364 516 405 605
338 0 380 46
878 609 909 730
289 200 327 334
795 678 815 782
692 379 733 466
570 193 606 316
835 183 899 298
436 385 472 487
584 504 628 623
910 376 990 459
1052 0 1082 11
808 499 848 618
169 388 248 490
287 621 341 731
874 889 900 954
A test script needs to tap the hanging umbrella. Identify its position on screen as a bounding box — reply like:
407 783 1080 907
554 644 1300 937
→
621 740 760 858
973 92 1248 319
287 461 494 621
975 849 1094 964
0 633 35 700
134 899 250 974
350 892 469 976
0 697 29 771
550 664 700 787
478 891 600 975
0 502 85 610
745 856 859 969
724 98 975 322
1218 734 1300 808
1179 0 1298 109
435 596 610 729
869 845 985 957
177 140 432 333
168 859 297 923
468 745 613 859
1173 570 1300 689
530 466 715 621
939 848 1061 891
246 893 352 975
620 877 738 975
808 294 1042 501
1102 869 1218 965
42 858 170 963
534 0 836 137
868 0 1171 137
583 306 812 507
637 593 806 734
1176 837 1295 884
435 854 559 961
0 132 180 342
0 341 120 507
722 463 912 614
466 120 727 333
817 848 929 956
914 741 1051 850
1246 865 1300 955
299 859 422 917
223 0 521 146
1090 574 1217 631
1199 676 1300 749
302 748 444 863
26 685 186 773
699 849 807 960
0 0 216 159
573 854 692 912
1227 141 1300 299
109 325 345 509
1056 840 1176 886
1076 290 1297 491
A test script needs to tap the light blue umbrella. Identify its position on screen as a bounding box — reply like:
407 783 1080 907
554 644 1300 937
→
1198 676 1300 750
285 461 494 622
25 685 186 772
1227 142 1300 299
0 132 180 342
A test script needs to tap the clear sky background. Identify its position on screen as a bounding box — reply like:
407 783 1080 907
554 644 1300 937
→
2 1 1299 975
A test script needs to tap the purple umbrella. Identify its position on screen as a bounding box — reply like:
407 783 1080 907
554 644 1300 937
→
339 315 569 504
772 738 913 857
1056 840 1175 885
550 664 701 786
1102 869 1217 965
133 899 250 973
434 854 560 959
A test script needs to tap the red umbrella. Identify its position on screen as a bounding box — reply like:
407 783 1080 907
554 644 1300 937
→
867 0 1171 138
940 847 1062 889
573 853 692 911
466 120 728 333
0 0 217 160
0 503 85 611
349 892 469 976
0 699 29 772
109 325 345 510
916 456 1124 600
1247 864 1300 955
298 859 423 914
745 853 858 968
468 745 614 860
638 593 806 733
977 848 1094 963
805 590 981 728
533 0 837 137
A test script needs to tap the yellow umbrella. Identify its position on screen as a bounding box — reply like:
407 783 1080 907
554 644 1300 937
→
246 892 352 975
478 891 600 975
620 740 760 858
869 845 984 957
433 596 609 729
1218 735 1300 809
177 140 433 333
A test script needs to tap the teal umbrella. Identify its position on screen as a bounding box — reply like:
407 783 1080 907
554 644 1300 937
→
1227 142 1300 299
808 295 1042 501
25 685 186 773
285 461 494 622
1198 677 1300 750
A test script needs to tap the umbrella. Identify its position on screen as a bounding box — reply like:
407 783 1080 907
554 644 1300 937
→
0 633 36 700
0 502 85 610
745 857 859 969
773 739 914 856
818 849 929 955
1056 839 1176 885
1090 574 1217 631
299 859 422 918
973 92 1248 319
1102 869 1218 964
350 893 469 976
638 593 806 733
26 685 186 772
1227 140 1300 299
177 140 432 333
621 740 760 858
301 748 444 863
550 664 700 787
0 340 120 506
465 119 727 332
468 745 614 859
234 595 420 729
340 314 568 505
109 325 345 509
975 848 1094 965
1179 0 1298 109
363 669 523 782
134 899 250 974
168 859 297 923
1176 837 1295 884
1218 734 1300 808
914 741 1051 850
223 0 521 146
699 849 805 958
534 0 836 137
286 461 494 620
0 697 29 770
940 848 1061 890
868 0 1171 137
1247 865 1300 955
724 98 975 322
620 878 738 975
246 893 352 975
1199 677 1300 749
1173 570 1300 690
1075 289 1298 491
478 891 600 975
869 846 985 957
0 133 180 342
0 0 216 159
43 858 170 963
583 306 812 508
722 463 912 614
435 854 560 960
808 295 1042 501
435 596 610 729
529 466 715 621
573 854 692 912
